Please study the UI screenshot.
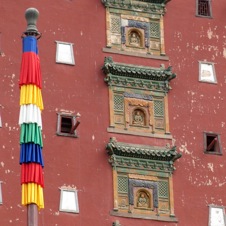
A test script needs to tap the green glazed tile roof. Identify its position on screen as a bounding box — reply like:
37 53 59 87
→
102 57 176 82
102 0 170 14
106 137 181 162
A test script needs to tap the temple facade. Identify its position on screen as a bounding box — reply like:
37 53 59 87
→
0 0 226 225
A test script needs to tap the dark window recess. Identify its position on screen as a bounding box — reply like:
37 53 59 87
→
204 133 222 155
61 117 73 133
197 0 211 17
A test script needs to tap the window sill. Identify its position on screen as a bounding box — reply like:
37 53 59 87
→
56 132 78 138
204 151 222 156
107 127 172 139
110 210 178 222
103 48 169 61
195 15 213 19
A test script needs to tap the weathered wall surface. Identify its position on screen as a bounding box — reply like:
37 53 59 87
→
0 0 226 225
166 0 226 225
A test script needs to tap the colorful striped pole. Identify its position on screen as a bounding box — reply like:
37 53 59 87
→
19 8 44 226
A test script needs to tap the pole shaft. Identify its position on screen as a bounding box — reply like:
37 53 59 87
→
27 204 38 226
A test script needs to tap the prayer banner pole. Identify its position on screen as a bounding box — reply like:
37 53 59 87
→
19 8 44 226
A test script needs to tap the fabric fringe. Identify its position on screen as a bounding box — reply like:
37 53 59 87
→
21 163 44 187
19 52 42 88
19 36 42 89
21 183 44 209
20 123 43 147
20 85 43 110
20 36 44 210
19 104 42 129
20 143 44 167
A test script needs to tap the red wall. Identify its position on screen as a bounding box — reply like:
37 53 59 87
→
0 0 226 225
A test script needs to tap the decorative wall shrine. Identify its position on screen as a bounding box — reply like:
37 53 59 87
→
106 137 181 222
102 0 170 56
102 56 176 138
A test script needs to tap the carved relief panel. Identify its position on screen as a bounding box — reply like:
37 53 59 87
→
111 90 166 136
116 173 170 216
124 97 153 130
102 0 169 56
107 13 162 56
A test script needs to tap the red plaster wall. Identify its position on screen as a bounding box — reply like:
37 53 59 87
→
0 0 226 225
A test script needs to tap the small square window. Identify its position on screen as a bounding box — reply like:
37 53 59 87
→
55 41 75 65
59 187 79 213
56 112 80 138
199 61 217 84
204 132 222 155
208 205 226 226
196 0 212 18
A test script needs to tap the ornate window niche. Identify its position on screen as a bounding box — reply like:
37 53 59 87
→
102 57 176 138
102 0 169 57
106 137 182 222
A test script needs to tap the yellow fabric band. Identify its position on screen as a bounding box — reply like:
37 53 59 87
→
22 183 44 209
20 85 44 110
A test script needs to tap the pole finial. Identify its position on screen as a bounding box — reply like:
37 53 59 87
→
24 8 40 37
